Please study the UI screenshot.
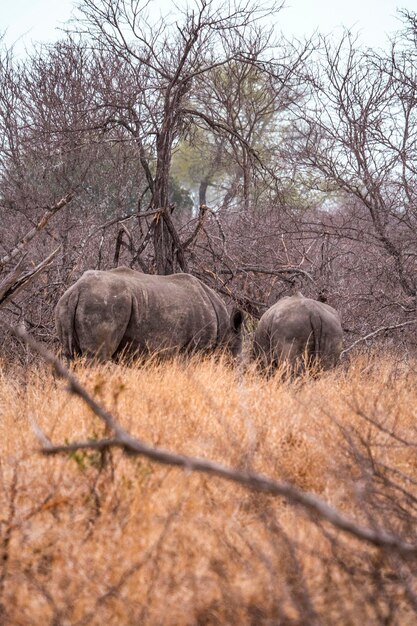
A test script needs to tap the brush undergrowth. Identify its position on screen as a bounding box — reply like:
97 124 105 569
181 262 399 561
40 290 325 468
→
0 352 416 625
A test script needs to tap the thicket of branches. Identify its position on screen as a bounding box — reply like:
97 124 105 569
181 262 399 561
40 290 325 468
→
0 1 416 356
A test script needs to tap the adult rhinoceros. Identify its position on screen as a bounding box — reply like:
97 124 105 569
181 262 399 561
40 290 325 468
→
252 292 343 372
55 267 243 360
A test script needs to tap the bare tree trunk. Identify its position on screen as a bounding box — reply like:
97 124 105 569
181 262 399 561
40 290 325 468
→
152 86 189 274
199 178 210 207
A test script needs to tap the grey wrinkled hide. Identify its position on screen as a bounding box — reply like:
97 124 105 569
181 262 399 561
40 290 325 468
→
55 267 243 361
252 293 343 372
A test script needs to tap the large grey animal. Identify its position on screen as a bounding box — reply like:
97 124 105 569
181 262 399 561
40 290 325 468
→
55 267 243 360
252 293 343 372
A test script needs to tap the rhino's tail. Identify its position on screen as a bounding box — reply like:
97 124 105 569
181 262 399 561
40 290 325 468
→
309 309 323 364
309 308 341 369
55 289 80 359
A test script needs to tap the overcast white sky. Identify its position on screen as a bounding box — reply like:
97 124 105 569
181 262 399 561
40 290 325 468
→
1 0 415 54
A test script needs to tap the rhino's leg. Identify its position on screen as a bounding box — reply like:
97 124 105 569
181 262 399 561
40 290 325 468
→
252 331 283 376
74 292 132 361
309 311 342 369
270 332 316 376
55 289 80 359
320 333 344 369
251 336 269 371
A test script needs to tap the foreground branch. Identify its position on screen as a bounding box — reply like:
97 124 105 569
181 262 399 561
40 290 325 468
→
8 325 417 556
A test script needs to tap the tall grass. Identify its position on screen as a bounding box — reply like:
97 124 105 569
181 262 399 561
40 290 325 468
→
0 353 416 625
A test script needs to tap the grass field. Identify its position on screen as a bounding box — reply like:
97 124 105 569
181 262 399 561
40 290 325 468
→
0 353 416 625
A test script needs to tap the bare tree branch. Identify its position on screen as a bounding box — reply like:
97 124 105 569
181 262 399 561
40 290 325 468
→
0 194 73 270
0 247 61 307
341 320 417 356
237 265 315 284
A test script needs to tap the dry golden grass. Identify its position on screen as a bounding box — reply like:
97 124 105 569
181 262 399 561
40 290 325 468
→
0 352 416 625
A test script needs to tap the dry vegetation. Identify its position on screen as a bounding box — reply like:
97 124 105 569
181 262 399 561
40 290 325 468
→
1 3 416 623
0 353 416 625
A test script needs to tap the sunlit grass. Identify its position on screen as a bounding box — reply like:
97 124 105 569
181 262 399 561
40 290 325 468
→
0 353 416 625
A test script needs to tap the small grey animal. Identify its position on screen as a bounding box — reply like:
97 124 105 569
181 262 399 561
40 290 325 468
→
55 267 243 361
252 292 343 372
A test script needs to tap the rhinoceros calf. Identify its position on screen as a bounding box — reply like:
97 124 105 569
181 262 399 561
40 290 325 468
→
252 293 343 372
55 267 243 360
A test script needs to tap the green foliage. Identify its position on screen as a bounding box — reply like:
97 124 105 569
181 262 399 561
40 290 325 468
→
68 447 103 471
66 433 103 472
168 176 194 212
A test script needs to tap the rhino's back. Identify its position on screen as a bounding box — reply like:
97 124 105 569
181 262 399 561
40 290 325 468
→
56 268 232 359
119 271 228 354
254 294 343 367
265 296 340 333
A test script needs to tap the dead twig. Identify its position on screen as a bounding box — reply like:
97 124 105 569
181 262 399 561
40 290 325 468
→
0 194 73 270
0 247 61 307
341 320 417 356
237 265 315 285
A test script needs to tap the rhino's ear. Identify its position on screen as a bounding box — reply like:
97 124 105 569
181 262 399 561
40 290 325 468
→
230 308 244 333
